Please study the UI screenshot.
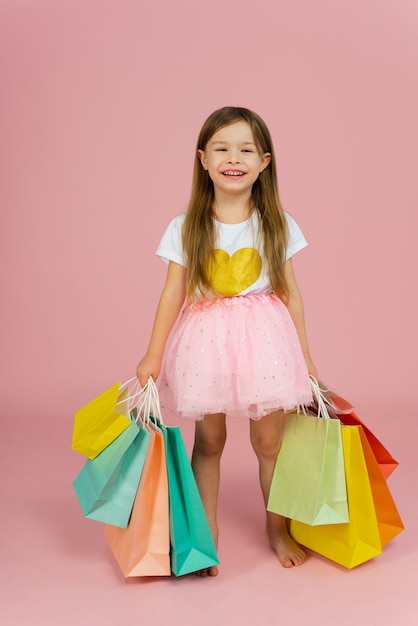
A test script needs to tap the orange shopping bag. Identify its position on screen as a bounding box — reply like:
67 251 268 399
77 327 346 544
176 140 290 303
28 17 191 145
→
357 426 404 546
104 423 170 577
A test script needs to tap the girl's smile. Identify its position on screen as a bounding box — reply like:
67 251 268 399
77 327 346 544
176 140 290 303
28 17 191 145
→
222 170 246 176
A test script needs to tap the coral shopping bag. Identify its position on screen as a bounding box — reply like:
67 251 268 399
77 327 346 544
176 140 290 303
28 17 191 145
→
338 410 399 479
323 385 399 479
104 421 171 577
72 381 132 459
291 425 404 568
73 415 150 527
267 379 348 526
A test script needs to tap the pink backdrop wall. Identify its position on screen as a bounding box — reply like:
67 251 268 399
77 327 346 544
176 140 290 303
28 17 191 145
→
1 0 417 423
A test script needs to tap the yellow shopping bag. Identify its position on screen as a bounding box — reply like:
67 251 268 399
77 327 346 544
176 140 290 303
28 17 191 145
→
291 425 384 568
72 382 132 459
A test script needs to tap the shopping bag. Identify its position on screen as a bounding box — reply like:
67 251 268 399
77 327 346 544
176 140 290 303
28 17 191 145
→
104 423 171 577
72 382 132 459
73 415 150 527
267 412 348 525
357 426 404 546
163 425 219 576
316 382 399 479
267 378 348 525
339 411 399 479
291 425 404 568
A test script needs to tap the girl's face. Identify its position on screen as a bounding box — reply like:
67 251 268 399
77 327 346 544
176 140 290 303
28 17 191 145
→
198 121 271 200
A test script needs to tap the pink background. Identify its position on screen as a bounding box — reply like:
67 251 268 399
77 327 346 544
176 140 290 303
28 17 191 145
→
1 1 417 624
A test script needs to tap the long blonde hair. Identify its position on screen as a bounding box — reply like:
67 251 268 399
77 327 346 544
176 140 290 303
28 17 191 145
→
182 106 289 303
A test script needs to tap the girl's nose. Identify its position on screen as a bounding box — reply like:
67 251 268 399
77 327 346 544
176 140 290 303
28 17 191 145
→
227 151 240 163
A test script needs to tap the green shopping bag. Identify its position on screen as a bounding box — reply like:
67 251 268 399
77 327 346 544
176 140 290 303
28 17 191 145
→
73 416 150 527
267 379 348 526
163 426 219 576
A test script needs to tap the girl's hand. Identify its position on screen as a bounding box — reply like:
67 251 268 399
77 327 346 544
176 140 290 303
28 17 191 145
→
136 353 162 388
304 355 318 381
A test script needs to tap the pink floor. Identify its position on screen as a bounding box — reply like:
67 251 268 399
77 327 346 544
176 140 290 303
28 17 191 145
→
2 401 416 626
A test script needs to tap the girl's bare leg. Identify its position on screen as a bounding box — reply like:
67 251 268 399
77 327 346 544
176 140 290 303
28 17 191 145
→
250 411 306 567
191 413 227 577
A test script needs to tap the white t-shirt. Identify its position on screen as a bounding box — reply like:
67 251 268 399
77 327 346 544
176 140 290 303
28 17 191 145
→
156 211 307 297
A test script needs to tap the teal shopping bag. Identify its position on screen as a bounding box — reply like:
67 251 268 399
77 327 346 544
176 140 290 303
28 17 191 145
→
163 426 219 576
73 416 150 528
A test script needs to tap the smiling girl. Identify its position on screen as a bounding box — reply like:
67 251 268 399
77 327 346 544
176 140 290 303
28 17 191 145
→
136 106 317 576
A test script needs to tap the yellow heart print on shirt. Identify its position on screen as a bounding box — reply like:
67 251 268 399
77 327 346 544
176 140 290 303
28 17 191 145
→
208 248 262 296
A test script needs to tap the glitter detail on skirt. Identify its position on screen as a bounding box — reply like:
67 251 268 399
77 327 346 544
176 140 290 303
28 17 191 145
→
157 293 312 420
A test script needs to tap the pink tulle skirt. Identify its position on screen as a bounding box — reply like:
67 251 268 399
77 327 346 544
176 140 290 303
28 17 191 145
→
157 293 312 420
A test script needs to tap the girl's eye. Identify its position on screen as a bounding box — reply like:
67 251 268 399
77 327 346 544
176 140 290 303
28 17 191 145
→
242 149 253 153
215 148 227 152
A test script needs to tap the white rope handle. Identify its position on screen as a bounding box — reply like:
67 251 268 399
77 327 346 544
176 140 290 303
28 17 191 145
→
130 377 164 427
110 376 165 427
120 376 138 389
309 376 332 420
147 377 164 426
114 377 147 410
315 381 354 415
133 381 152 425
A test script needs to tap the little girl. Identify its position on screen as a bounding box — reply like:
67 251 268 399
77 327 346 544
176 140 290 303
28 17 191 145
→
136 106 317 576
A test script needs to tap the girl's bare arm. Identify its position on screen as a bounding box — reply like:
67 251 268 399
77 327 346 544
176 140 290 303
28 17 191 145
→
136 261 187 386
283 258 317 378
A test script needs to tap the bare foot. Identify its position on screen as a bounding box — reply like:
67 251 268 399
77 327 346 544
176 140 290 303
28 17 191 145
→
195 525 219 577
195 564 219 577
267 517 306 568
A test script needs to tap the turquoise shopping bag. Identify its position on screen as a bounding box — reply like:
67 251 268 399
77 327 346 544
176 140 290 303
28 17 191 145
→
73 416 150 528
163 426 219 576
